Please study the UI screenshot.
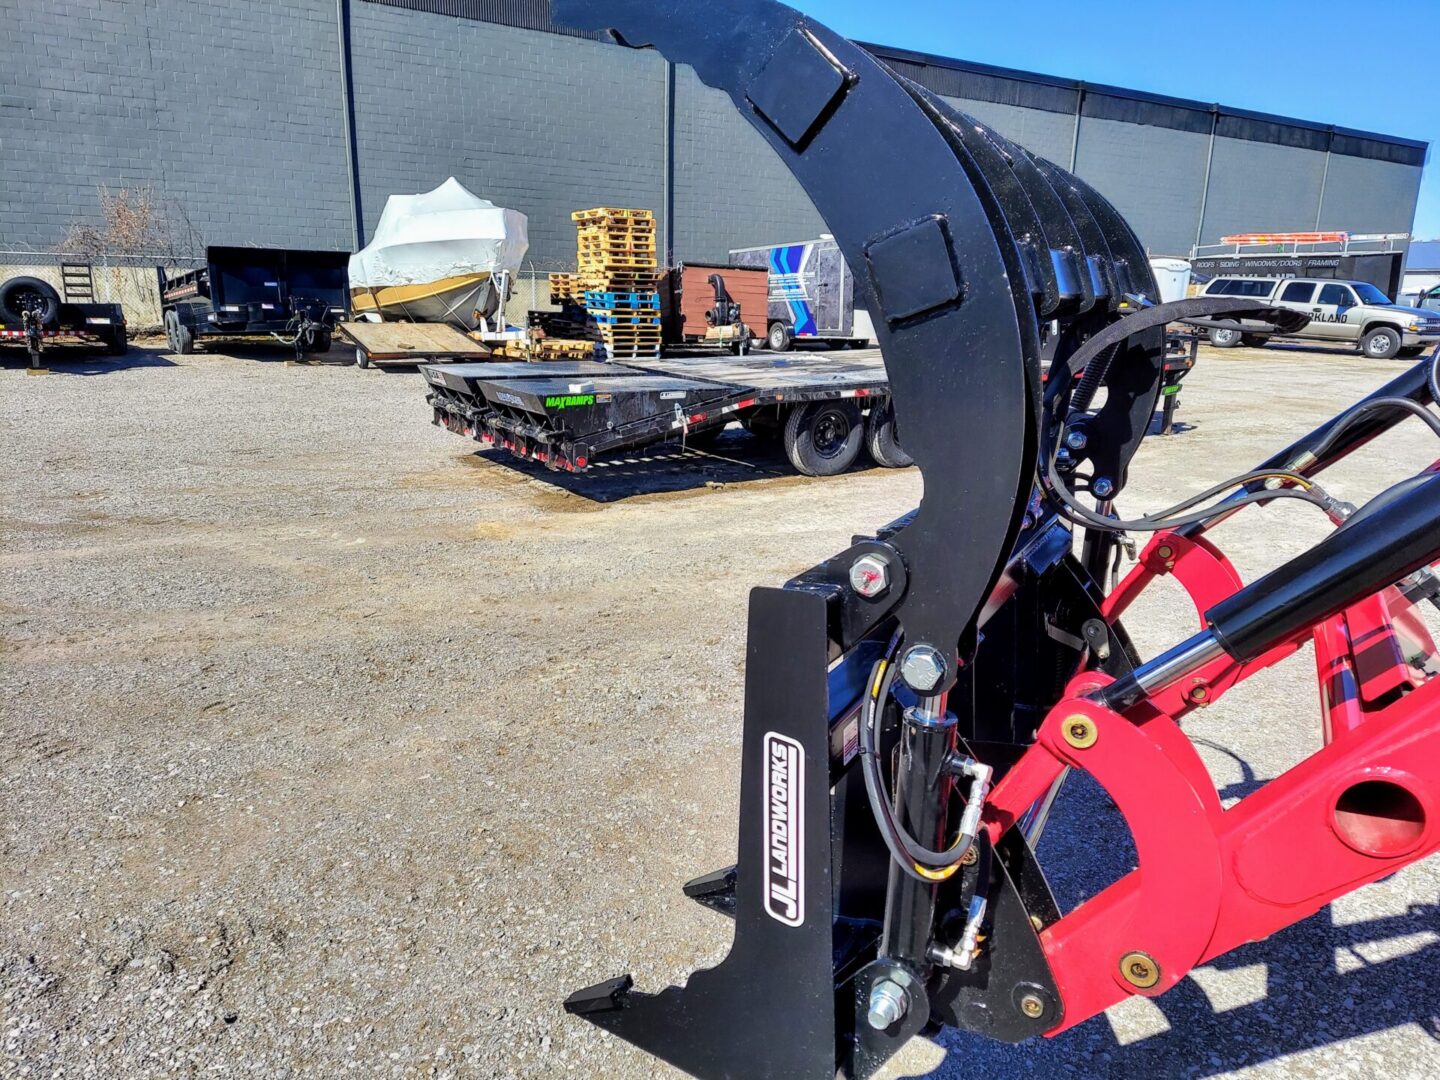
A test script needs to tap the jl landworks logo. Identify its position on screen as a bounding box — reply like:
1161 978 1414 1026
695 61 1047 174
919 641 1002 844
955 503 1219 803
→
544 394 595 409
762 731 805 927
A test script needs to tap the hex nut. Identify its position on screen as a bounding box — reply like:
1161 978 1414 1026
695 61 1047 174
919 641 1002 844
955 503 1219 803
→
900 646 945 692
848 554 890 598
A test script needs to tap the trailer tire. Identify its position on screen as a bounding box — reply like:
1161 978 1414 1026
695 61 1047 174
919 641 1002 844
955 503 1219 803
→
783 401 863 476
1362 326 1401 359
104 327 129 356
355 347 370 369
0 276 61 327
865 400 912 468
1208 326 1242 348
767 322 793 353
165 309 195 355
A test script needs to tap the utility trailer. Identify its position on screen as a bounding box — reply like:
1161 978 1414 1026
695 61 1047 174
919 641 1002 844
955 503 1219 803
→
423 350 911 476
730 236 876 352
160 246 349 356
0 266 127 370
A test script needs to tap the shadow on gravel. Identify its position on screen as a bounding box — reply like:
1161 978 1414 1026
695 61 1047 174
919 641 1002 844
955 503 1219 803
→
466 428 888 502
0 344 177 375
918 763 1440 1078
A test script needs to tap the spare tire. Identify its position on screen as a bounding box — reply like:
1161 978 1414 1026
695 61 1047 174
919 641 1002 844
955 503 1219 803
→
1 276 61 327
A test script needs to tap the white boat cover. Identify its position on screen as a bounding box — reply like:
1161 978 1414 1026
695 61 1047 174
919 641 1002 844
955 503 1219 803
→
348 177 529 288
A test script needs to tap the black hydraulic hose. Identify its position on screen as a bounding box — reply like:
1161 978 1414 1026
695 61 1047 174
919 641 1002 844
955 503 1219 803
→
859 645 975 880
1428 346 1440 428
1307 396 1440 464
1045 456 1334 533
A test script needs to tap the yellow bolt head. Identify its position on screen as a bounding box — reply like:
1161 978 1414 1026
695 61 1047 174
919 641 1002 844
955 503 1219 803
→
1062 715 1098 750
1120 951 1160 989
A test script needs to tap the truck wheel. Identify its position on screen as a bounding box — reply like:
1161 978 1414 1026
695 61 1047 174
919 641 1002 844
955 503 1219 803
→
0 276 61 327
865 400 912 468
767 322 793 353
783 401 863 476
105 327 129 356
165 310 195 354
355 347 371 369
1362 326 1401 359
1208 327 1242 348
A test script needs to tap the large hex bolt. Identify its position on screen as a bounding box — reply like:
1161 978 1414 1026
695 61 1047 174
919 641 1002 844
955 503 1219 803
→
848 554 891 598
900 645 946 692
866 979 908 1030
1093 477 1116 499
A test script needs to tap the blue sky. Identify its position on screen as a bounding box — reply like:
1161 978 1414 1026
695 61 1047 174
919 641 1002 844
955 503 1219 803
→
792 0 1438 239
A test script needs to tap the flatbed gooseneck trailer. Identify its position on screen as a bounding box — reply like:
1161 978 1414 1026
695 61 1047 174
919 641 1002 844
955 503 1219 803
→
423 349 911 475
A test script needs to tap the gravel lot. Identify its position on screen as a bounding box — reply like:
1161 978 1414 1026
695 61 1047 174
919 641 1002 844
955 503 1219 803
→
3 339 1438 1079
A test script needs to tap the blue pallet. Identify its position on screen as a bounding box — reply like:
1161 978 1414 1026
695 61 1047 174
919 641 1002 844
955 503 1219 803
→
585 290 659 308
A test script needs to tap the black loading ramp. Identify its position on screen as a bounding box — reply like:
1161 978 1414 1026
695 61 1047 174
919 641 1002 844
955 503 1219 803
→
423 350 889 472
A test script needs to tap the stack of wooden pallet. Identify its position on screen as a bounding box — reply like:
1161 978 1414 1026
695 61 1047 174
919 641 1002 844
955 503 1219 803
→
572 207 661 360
548 272 583 305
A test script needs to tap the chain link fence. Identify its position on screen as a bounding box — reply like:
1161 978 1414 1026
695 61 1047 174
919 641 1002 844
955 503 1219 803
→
0 251 204 333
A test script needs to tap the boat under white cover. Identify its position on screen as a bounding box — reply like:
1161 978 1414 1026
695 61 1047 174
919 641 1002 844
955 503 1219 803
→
348 177 529 329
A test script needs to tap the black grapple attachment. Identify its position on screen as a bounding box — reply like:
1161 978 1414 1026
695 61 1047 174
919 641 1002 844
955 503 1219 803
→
547 3 1343 1078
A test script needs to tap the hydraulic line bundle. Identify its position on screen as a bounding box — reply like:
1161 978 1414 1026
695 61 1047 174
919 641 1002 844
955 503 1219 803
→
542 3 1440 1076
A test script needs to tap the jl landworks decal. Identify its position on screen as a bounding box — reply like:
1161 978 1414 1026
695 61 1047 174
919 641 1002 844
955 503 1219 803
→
762 731 804 927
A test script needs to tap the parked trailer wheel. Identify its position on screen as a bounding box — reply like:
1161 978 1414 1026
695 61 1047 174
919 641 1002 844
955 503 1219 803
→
164 310 195 355
865 399 912 468
1362 326 1401 360
1208 327 1242 348
0 276 61 327
783 401 863 476
766 321 793 353
355 347 371 369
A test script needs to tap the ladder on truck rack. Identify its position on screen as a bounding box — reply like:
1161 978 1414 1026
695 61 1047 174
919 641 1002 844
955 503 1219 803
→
60 263 95 302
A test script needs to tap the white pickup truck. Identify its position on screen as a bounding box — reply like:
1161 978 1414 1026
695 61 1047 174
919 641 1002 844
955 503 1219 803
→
1195 275 1440 359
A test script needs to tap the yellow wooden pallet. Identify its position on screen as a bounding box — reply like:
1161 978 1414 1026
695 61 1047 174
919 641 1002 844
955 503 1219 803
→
572 207 655 223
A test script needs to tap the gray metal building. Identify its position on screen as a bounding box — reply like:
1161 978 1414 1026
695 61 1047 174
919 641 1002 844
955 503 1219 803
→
1 0 1427 268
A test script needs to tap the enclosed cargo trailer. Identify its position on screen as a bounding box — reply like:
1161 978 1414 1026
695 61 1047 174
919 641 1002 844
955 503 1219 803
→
729 237 875 351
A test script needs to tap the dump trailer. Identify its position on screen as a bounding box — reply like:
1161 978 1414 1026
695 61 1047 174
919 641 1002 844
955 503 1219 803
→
521 5 1440 1080
730 236 875 351
423 350 910 476
160 246 349 355
0 267 127 369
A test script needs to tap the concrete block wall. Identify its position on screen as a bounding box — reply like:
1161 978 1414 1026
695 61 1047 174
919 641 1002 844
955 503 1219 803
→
671 64 826 263
1318 154 1424 235
0 1 1425 276
0 0 352 253
1199 137 1328 245
348 1 667 268
1074 117 1212 257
